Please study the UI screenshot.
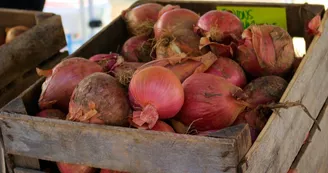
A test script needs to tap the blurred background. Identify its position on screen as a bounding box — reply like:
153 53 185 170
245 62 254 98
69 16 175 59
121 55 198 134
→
42 0 328 54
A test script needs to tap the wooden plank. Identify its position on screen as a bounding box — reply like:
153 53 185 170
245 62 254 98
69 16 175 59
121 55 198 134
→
238 10 328 173
290 99 328 173
0 113 251 173
0 52 68 108
0 15 66 90
14 167 45 173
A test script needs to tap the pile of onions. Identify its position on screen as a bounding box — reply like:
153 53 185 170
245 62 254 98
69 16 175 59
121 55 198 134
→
237 25 295 77
68 72 130 126
178 73 248 131
121 35 154 62
122 3 163 36
57 162 96 173
129 66 184 129
154 8 201 59
5 25 29 43
136 52 217 82
38 58 103 112
205 57 247 88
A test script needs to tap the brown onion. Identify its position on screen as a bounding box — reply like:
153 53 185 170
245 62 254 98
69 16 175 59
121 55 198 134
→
67 72 130 126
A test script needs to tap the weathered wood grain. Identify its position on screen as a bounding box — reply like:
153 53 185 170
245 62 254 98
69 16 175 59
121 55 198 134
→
0 113 251 173
291 99 328 173
238 10 328 173
0 14 66 90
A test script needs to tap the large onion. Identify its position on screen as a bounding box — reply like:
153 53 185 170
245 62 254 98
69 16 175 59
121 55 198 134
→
195 10 243 43
38 58 103 112
205 57 247 88
237 25 295 77
67 72 130 126
129 66 184 129
122 3 163 36
154 8 201 59
178 73 247 131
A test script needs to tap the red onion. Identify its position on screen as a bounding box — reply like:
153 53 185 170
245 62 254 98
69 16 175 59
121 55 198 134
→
178 73 247 131
121 35 154 62
158 4 180 18
136 52 217 82
129 66 184 129
38 58 103 112
57 162 96 173
68 72 130 126
244 76 288 107
122 3 163 36
89 53 119 71
237 25 295 77
154 8 201 59
36 109 65 120
5 25 29 43
150 120 175 132
195 10 243 43
205 57 247 88
233 111 261 142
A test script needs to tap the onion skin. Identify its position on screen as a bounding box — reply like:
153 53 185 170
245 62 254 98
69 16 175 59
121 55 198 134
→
129 66 184 129
307 14 321 36
68 72 130 126
151 120 175 132
121 35 154 62
122 3 163 36
178 73 247 131
244 76 288 107
89 53 119 72
136 52 217 82
154 9 201 59
205 57 247 88
38 58 103 112
5 25 29 43
57 162 96 173
36 109 65 120
196 10 243 42
237 25 295 77
199 37 236 58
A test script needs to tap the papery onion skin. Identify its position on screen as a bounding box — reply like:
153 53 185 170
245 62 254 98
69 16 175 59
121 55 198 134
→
205 57 247 88
57 162 96 173
122 3 163 36
237 25 295 77
196 10 243 42
121 35 154 62
129 66 184 129
38 58 103 112
68 72 130 126
178 73 247 131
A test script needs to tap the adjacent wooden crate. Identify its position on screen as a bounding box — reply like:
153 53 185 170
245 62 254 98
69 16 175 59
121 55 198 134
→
0 8 67 108
0 1 327 173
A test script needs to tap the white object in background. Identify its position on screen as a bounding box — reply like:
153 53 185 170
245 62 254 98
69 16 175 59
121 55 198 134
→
293 37 306 57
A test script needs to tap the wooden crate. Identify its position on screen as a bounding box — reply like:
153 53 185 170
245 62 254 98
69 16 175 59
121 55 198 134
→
0 8 67 108
0 1 327 173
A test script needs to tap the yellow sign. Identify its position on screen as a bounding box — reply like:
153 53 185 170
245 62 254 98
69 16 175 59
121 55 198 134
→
216 6 287 29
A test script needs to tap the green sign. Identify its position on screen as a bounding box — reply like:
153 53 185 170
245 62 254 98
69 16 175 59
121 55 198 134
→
216 6 287 29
